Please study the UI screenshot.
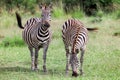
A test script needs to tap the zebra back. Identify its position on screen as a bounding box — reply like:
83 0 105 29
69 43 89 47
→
62 19 88 53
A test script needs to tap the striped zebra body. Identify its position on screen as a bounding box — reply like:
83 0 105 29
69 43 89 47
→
24 18 41 28
23 21 51 48
16 4 52 72
62 19 88 77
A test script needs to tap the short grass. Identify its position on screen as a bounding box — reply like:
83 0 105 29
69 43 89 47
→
0 13 120 80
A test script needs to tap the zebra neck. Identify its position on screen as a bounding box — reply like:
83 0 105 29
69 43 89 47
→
37 25 49 40
41 24 49 31
38 25 48 34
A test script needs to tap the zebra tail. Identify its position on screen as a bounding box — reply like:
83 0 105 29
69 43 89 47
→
15 12 24 29
87 28 98 31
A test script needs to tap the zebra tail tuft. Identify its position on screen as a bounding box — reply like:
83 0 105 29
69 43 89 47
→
15 12 24 29
87 27 98 31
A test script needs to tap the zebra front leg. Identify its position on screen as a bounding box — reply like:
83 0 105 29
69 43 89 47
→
65 49 70 75
43 44 49 72
80 48 85 75
28 46 35 71
35 48 39 71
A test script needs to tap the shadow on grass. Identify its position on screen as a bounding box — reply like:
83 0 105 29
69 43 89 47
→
0 66 66 76
0 66 31 73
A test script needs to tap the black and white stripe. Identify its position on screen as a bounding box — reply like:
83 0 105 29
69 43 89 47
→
23 21 51 48
62 19 88 77
24 18 41 28
15 4 52 72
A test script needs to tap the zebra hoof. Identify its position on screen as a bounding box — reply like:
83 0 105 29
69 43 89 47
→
80 69 84 76
80 72 84 76
31 67 38 71
34 68 39 72
43 65 47 72
65 72 69 76
31 67 35 71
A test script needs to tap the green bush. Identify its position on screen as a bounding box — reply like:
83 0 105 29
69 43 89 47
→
52 7 65 18
0 35 25 47
71 10 85 18
113 0 120 4
116 10 120 19
22 0 36 14
109 10 120 19
96 10 104 17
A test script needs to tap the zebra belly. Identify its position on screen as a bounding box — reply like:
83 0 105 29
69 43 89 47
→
23 35 49 48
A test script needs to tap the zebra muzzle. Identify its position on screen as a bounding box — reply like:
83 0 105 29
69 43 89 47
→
72 71 79 77
44 23 50 27
42 20 50 27
43 22 50 28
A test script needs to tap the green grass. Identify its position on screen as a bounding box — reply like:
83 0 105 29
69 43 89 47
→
0 12 120 80
0 35 25 47
71 10 85 19
52 7 65 18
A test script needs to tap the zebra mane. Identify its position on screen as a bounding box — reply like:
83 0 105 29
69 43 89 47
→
44 4 47 10
72 27 80 54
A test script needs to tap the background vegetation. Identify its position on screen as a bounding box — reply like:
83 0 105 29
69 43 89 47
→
0 0 120 16
0 0 120 80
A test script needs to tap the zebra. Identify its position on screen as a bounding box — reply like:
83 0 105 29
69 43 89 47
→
62 19 97 77
15 4 52 72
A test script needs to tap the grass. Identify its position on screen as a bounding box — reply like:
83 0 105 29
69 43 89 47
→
0 35 25 47
0 12 120 80
52 7 65 18
71 10 85 19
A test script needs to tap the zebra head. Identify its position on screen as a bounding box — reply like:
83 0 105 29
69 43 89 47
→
39 3 52 28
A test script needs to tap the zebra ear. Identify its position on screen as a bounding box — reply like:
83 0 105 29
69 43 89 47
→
49 2 53 9
39 3 43 9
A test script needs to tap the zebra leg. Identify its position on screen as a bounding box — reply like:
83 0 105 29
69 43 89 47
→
80 48 85 75
35 48 39 71
65 49 70 75
28 46 35 71
43 44 49 72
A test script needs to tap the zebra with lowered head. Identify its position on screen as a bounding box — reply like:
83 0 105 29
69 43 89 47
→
15 4 52 72
62 19 97 77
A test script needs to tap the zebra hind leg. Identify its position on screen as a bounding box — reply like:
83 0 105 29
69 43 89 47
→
28 46 35 71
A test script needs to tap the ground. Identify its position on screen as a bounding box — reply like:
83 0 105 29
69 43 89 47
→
0 15 120 80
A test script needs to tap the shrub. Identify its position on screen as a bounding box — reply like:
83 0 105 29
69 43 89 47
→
52 7 65 18
116 10 120 19
71 10 85 18
0 35 25 47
